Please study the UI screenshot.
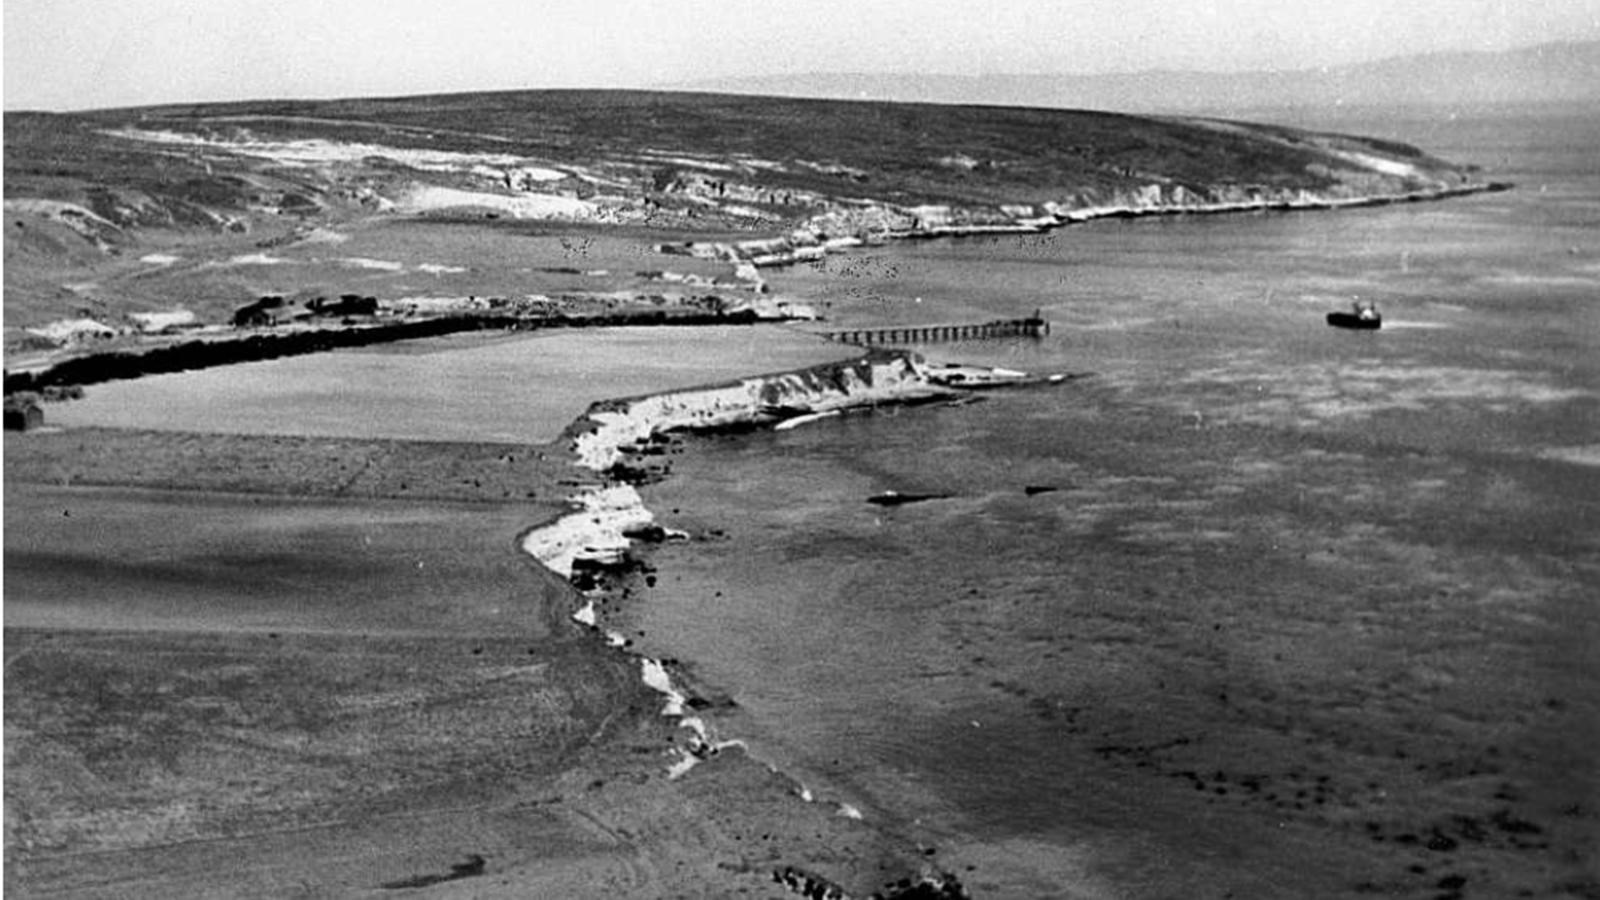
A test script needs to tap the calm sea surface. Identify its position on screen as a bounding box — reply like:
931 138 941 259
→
625 105 1600 898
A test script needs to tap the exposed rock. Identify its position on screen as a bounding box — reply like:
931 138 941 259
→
24 317 119 345
866 491 950 507
128 310 197 334
561 351 955 472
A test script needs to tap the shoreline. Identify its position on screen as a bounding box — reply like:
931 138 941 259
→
5 178 1506 401
500 173 1496 880
10 93 1589 897
1 424 970 899
657 179 1513 270
516 349 1043 897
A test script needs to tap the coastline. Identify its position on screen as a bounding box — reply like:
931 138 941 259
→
515 349 1042 897
9 91 1591 898
5 172 1518 896
1 421 972 899
503 177 1514 896
4 174 1504 400
488 171 1509 889
657 179 1512 270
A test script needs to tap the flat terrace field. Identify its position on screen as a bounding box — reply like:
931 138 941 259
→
4 425 930 898
44 325 860 443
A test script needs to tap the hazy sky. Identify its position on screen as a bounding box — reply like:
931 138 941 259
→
5 0 1599 110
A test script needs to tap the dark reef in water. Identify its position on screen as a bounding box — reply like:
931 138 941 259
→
867 491 952 507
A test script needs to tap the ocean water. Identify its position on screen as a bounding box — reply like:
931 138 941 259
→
622 105 1600 898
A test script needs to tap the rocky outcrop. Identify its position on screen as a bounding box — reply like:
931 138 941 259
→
560 350 954 472
773 865 973 900
522 350 1027 612
524 351 1030 594
519 348 1027 792
655 175 1508 270
520 484 657 580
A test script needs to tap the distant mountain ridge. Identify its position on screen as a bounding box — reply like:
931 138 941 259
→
672 41 1600 113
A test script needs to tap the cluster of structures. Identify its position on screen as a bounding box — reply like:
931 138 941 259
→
15 294 387 351
3 385 81 431
230 294 380 327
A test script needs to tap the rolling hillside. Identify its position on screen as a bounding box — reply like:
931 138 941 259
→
5 90 1488 341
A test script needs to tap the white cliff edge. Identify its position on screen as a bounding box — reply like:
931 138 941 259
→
562 351 953 472
519 350 980 781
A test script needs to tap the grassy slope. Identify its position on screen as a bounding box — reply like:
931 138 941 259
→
4 91 1476 334
79 90 1465 204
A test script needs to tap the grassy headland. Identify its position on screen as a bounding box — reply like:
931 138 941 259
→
5 90 1491 343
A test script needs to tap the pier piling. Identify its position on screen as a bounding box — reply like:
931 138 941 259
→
822 315 1048 346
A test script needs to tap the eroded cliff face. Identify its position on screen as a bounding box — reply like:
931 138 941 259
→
658 168 1499 270
522 350 952 606
518 350 963 791
524 349 1013 606
520 484 655 579
561 351 948 472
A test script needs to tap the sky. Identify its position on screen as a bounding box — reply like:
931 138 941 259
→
4 0 1599 111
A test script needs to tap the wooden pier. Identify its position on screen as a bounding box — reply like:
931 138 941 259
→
822 314 1049 346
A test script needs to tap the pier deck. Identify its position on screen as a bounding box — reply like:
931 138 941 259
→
821 316 1049 346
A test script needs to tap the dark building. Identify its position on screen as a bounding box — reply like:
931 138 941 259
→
306 294 379 317
4 398 45 431
232 296 299 328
